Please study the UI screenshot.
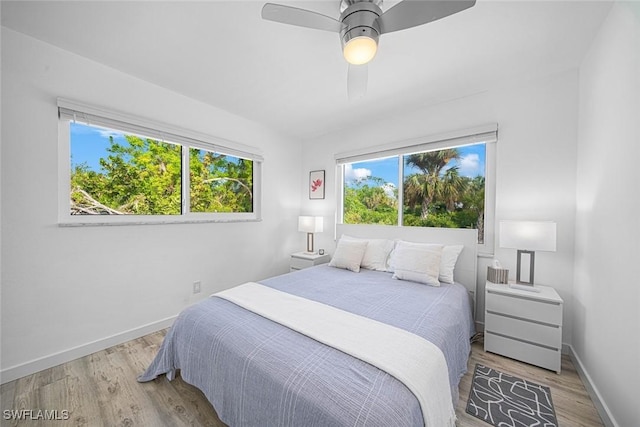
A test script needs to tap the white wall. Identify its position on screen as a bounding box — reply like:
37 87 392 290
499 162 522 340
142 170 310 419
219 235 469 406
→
574 2 639 426
0 28 302 381
300 70 579 344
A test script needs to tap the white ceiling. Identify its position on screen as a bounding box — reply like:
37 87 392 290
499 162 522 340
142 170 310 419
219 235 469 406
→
1 1 612 140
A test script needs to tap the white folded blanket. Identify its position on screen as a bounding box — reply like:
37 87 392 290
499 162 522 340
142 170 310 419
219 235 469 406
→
215 282 455 427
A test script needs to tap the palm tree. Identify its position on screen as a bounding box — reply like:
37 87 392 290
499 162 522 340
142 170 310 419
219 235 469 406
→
404 149 461 219
441 167 466 211
461 176 485 243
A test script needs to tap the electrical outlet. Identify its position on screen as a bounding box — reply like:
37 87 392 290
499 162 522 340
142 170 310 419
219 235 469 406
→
193 281 201 294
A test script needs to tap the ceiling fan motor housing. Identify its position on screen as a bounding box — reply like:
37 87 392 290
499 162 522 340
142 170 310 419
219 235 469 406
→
339 1 382 51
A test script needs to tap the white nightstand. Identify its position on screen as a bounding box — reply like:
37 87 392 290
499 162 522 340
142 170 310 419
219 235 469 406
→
484 281 563 373
290 252 331 272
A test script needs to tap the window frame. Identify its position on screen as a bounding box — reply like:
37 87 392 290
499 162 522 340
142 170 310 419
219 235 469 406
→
336 125 497 255
58 98 262 226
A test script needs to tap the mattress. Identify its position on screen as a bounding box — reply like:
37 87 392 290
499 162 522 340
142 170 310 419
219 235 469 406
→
139 265 475 426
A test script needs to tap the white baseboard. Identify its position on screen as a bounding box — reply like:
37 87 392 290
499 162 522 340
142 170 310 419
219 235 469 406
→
566 344 618 427
0 315 176 384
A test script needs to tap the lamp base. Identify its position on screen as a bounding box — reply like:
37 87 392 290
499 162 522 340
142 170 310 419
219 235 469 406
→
516 250 535 285
509 283 541 293
306 233 314 253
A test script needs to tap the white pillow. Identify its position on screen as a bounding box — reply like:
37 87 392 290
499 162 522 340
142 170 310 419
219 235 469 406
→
390 241 443 286
341 235 395 271
328 239 368 273
439 245 464 284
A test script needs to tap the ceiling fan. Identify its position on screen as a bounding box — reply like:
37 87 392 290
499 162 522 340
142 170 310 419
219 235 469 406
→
261 0 476 99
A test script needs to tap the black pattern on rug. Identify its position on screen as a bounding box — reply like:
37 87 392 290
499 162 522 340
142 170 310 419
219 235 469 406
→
466 364 558 427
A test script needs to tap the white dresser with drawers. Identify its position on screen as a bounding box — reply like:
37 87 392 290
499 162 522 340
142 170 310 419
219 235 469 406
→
290 252 330 272
484 281 563 373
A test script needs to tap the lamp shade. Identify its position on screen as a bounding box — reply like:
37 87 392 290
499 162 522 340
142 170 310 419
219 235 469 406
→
298 216 323 233
499 220 556 252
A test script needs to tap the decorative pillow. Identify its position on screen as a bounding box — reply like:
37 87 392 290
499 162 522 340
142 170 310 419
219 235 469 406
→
390 241 443 286
341 235 395 271
439 245 464 284
328 239 368 273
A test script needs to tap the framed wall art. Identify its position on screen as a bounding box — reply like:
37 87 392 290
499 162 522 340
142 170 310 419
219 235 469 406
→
309 170 325 200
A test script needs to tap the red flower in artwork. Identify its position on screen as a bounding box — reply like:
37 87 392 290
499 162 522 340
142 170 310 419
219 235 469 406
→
311 179 323 192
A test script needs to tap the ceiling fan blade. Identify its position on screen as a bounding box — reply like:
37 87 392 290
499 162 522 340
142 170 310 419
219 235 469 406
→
262 3 343 33
347 64 368 101
378 0 476 35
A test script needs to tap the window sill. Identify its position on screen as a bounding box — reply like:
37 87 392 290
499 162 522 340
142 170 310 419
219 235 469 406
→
58 217 262 227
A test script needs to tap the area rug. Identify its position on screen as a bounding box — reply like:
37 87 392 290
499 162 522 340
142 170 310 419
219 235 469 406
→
466 364 558 427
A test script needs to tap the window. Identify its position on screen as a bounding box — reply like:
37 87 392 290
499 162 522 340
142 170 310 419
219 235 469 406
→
189 147 253 214
70 122 183 215
343 157 399 225
337 125 496 252
59 99 262 225
402 143 486 240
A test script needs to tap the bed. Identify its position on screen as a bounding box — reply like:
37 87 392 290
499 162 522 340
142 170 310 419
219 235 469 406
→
139 224 477 426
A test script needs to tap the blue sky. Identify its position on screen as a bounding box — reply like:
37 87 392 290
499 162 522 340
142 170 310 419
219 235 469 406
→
345 143 486 187
70 122 126 171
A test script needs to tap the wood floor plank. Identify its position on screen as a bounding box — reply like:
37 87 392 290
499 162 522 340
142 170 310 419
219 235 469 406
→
64 355 109 426
1 331 603 426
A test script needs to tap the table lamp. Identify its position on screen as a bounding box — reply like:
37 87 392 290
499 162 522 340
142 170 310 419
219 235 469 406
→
499 220 556 285
298 216 323 254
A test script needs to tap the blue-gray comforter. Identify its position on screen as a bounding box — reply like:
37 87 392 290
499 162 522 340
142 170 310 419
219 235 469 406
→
139 265 474 426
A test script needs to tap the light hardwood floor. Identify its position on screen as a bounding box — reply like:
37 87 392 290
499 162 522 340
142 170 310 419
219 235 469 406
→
1 330 603 426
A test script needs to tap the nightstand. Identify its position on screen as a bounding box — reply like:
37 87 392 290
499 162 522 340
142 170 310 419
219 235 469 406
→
484 281 563 373
290 252 330 272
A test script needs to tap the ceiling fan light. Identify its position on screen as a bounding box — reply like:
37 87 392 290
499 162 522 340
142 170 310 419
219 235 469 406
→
343 36 377 65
